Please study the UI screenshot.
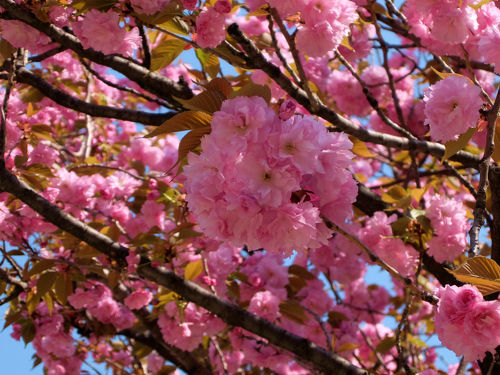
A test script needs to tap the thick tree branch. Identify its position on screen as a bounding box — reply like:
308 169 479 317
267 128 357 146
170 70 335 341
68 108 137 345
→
489 166 500 265
0 0 193 102
2 68 176 126
226 24 481 170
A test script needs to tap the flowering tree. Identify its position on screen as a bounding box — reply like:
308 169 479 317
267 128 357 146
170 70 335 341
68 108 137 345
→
2 0 500 374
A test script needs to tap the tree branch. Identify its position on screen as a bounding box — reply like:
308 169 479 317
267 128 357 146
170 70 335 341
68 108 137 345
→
0 0 193 103
4 68 176 126
469 86 500 256
226 23 481 170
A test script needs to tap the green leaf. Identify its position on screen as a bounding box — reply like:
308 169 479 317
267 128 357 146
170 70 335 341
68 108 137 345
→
36 271 58 297
157 17 190 36
71 0 117 12
229 81 271 104
26 259 55 278
203 78 233 98
20 319 36 345
176 90 227 114
381 186 408 204
133 342 153 360
3 309 22 330
23 163 55 178
336 342 359 353
407 333 427 348
145 111 212 138
327 311 349 329
150 38 186 71
469 0 494 10
279 300 308 324
442 127 476 161
195 49 221 79
42 293 54 315
177 127 212 163
491 120 500 163
69 165 114 177
184 259 203 281
375 337 395 354
20 171 49 191
448 256 500 296
54 274 72 305
288 265 315 280
350 137 375 157
30 124 54 141
0 39 15 61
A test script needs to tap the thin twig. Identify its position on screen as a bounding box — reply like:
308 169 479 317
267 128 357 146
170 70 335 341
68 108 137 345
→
325 220 438 306
211 337 228 374
371 9 407 129
395 288 413 375
0 50 17 163
137 19 151 69
67 164 147 181
384 0 407 23
266 14 300 85
303 306 333 351
334 49 416 140
359 329 391 372
79 58 173 109
442 160 478 199
269 7 320 111
461 46 493 106
76 66 95 159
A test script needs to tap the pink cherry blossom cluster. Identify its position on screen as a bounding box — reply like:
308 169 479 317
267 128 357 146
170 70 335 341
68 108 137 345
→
129 0 171 15
426 195 468 263
403 0 500 76
72 9 141 57
68 281 136 331
269 0 358 57
423 75 483 143
158 302 226 351
31 304 85 375
183 96 357 253
358 212 418 276
435 285 500 361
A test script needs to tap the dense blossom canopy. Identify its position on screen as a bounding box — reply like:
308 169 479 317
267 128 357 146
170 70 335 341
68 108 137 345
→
1 1 500 375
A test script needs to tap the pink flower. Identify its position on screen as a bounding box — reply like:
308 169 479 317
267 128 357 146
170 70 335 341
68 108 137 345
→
358 212 418 276
196 7 226 48
296 0 357 57
0 20 51 53
436 285 482 325
462 302 500 360
183 96 356 253
214 0 232 13
72 9 141 57
130 0 171 15
147 352 164 374
296 22 338 58
181 0 197 10
279 99 297 121
479 26 500 74
434 285 500 361
248 291 281 321
423 75 483 143
426 195 468 262
124 289 153 310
